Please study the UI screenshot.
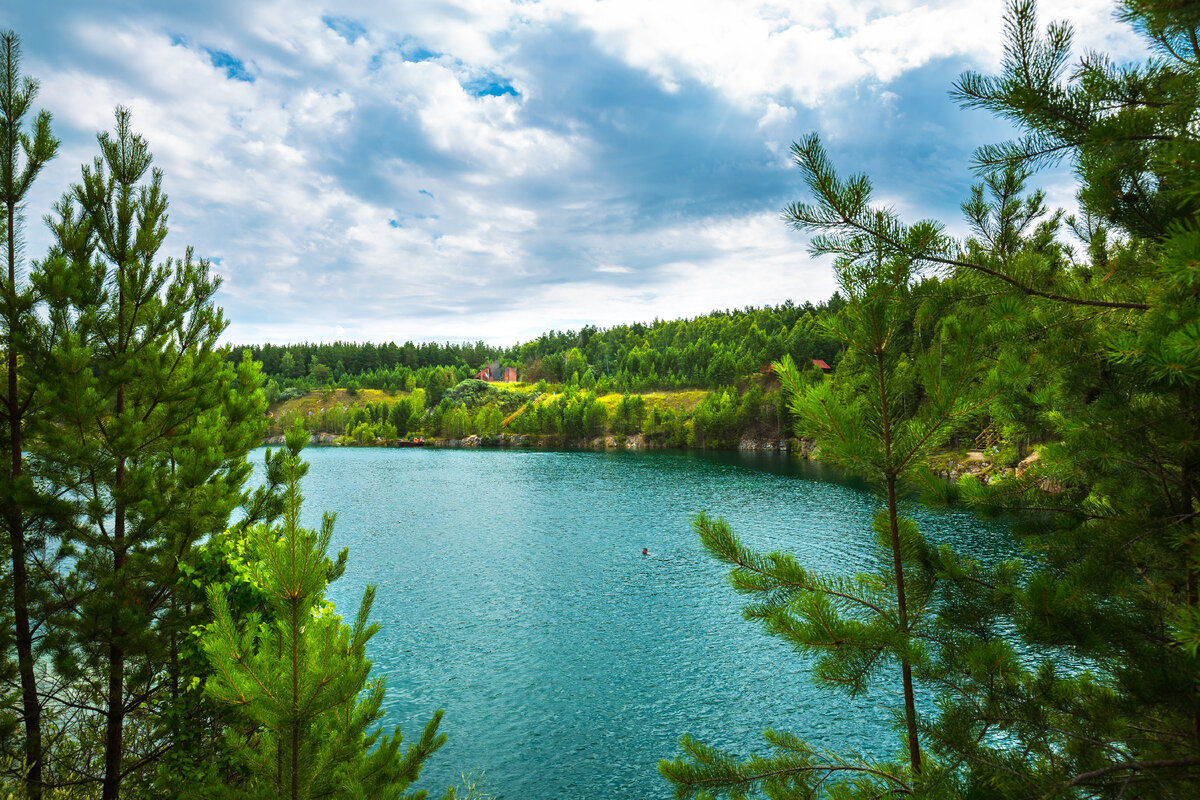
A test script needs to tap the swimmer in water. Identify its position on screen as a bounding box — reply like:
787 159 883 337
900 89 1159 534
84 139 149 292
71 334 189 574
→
642 548 650 556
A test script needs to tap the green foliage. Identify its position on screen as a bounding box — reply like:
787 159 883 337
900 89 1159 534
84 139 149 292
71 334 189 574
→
613 393 646 436
202 425 447 800
277 387 306 402
0 26 60 798
955 0 1200 240
666 2 1200 798
691 389 741 449
665 509 1024 799
279 351 298 379
442 379 527 411
10 105 269 798
233 299 848 395
0 29 466 800
309 359 331 386
581 396 608 438
680 229 992 787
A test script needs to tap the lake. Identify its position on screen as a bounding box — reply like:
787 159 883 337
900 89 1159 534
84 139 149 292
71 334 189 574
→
258 446 1015 799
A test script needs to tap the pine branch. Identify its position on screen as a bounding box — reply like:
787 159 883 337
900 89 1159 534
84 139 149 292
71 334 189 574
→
785 134 1151 311
696 512 894 619
1063 756 1200 789
660 732 913 799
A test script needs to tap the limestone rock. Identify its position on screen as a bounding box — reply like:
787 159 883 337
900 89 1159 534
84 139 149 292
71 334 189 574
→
1016 450 1040 476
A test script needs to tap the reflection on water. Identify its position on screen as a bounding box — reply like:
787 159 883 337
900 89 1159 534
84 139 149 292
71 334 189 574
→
249 447 1016 800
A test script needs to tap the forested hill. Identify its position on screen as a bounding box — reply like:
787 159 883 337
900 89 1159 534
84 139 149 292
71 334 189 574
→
229 295 846 395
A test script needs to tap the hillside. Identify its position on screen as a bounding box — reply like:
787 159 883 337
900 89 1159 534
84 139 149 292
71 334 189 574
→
265 378 788 451
237 297 846 404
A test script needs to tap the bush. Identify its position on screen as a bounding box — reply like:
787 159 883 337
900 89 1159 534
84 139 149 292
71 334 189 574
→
443 379 529 413
277 387 306 402
443 379 493 407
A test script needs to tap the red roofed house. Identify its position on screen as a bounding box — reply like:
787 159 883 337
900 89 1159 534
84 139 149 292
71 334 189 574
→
812 359 831 372
473 362 518 382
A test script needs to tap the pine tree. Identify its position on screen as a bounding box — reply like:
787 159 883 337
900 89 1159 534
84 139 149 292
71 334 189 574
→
661 222 996 798
0 28 58 799
35 107 266 798
934 1 1200 792
665 2 1200 796
202 423 448 800
953 0 1200 241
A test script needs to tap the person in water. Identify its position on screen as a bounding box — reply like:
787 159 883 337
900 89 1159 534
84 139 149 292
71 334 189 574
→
642 548 650 556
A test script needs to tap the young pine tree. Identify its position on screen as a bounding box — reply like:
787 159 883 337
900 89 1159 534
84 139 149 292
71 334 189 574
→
931 1 1200 792
665 4 1200 795
0 28 58 799
35 108 266 798
784 2 1200 793
661 234 997 797
202 423 449 800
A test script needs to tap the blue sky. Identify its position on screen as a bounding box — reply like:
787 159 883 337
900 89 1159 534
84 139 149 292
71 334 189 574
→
5 1 1145 345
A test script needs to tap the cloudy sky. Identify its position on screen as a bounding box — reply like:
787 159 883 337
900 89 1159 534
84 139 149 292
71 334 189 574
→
6 1 1145 346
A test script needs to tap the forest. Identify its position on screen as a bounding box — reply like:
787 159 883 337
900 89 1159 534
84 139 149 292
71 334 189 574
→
3 0 1200 798
266 379 797 451
231 297 846 401
238 298 848 450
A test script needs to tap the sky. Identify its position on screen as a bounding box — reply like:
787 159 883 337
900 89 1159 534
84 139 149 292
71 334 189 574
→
4 1 1147 346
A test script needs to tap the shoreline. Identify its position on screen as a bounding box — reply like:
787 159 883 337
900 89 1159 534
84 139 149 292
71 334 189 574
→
260 433 1037 485
262 431 818 455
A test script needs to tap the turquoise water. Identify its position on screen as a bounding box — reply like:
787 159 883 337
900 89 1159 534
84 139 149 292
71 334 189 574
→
262 447 1014 799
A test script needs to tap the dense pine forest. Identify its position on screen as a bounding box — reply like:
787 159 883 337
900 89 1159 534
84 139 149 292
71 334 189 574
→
3 1 1200 799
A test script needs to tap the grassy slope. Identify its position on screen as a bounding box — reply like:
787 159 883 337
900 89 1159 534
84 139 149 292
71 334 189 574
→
268 386 711 427
267 388 411 420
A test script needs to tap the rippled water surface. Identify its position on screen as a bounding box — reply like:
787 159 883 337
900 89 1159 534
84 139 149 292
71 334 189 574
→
258 447 1015 799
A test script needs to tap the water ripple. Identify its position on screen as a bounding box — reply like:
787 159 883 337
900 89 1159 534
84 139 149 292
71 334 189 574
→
247 448 1015 800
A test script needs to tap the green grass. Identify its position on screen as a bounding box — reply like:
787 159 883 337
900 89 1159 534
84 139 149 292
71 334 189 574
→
268 388 410 419
268 386 712 426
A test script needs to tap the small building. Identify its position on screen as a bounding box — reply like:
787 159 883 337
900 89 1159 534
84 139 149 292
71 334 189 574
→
812 359 831 372
473 362 518 382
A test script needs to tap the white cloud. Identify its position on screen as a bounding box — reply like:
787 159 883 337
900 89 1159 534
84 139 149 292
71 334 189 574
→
8 0 1153 347
487 210 837 341
534 0 1145 118
757 101 795 130
400 62 580 179
289 88 355 134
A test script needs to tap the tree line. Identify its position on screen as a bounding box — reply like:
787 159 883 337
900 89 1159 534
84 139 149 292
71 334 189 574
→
233 296 847 400
278 380 798 449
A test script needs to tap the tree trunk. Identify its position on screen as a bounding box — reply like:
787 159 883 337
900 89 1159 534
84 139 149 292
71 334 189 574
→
888 475 922 775
102 383 126 800
1184 460 1199 747
101 634 125 800
290 594 300 800
877 351 921 774
7 197 42 800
